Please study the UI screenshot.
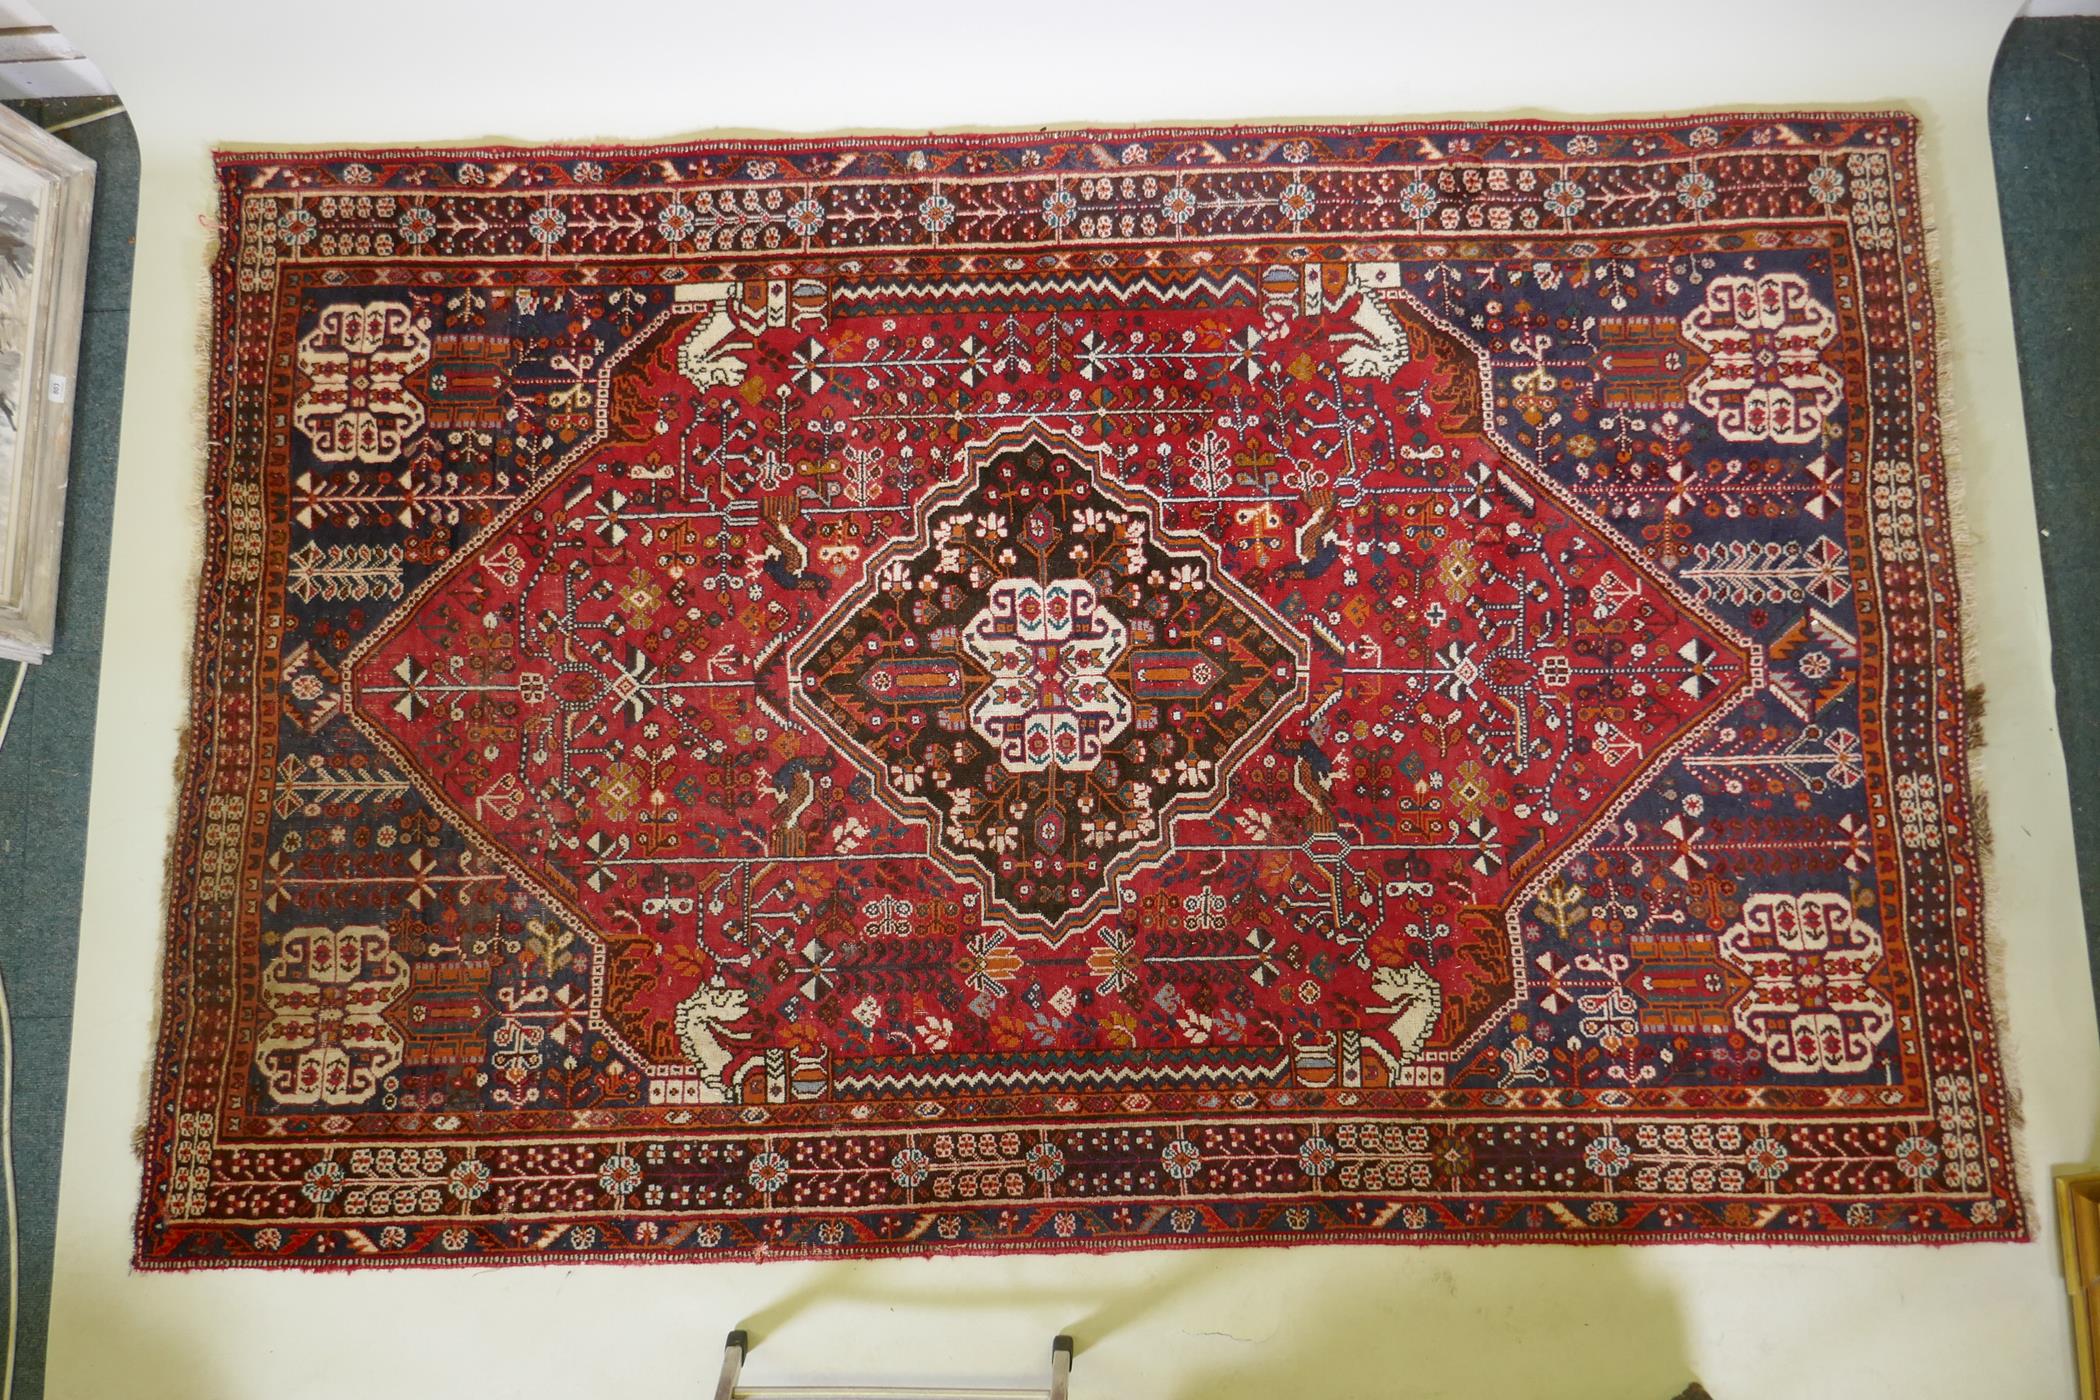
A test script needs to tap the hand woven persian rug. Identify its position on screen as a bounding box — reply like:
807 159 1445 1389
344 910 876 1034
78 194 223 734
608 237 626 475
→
138 112 2022 1267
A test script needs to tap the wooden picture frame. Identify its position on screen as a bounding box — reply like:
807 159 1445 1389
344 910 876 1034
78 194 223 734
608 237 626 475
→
2059 1169 2100 1400
0 102 93 663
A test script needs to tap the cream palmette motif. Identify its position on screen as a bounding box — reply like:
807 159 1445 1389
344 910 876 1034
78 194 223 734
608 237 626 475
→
1679 271 1843 444
291 300 432 464
253 924 409 1107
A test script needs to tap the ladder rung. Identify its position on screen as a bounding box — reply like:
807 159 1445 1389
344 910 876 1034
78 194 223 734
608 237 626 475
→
734 1389 1051 1399
716 1332 1073 1400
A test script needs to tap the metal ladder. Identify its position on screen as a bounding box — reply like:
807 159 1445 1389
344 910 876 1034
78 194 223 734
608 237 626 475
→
712 1332 1073 1400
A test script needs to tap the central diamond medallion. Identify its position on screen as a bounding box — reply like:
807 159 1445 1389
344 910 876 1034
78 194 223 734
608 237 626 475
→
793 429 1307 941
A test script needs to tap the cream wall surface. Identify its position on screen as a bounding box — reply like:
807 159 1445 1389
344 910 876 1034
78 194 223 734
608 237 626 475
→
38 2 2097 1396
